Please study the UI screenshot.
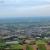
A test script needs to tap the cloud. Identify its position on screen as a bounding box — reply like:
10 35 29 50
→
0 0 16 17
0 0 50 17
16 0 50 17
16 0 50 7
16 5 50 17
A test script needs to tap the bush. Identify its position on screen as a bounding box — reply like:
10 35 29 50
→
26 45 34 50
37 44 46 50
9 44 23 50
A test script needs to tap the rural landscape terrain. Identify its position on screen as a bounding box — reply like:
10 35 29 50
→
0 0 50 50
0 17 50 50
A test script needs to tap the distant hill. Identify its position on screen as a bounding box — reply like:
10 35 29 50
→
0 17 50 24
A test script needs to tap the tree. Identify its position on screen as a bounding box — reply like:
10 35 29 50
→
0 37 6 50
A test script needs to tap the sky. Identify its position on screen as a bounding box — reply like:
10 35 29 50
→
0 0 50 17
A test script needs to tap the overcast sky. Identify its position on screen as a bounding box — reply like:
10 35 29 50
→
0 0 50 17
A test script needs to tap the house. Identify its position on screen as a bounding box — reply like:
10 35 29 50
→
5 41 19 45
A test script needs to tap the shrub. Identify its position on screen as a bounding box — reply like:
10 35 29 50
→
37 44 46 50
26 45 34 50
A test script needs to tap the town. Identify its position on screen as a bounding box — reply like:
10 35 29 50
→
0 19 50 50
